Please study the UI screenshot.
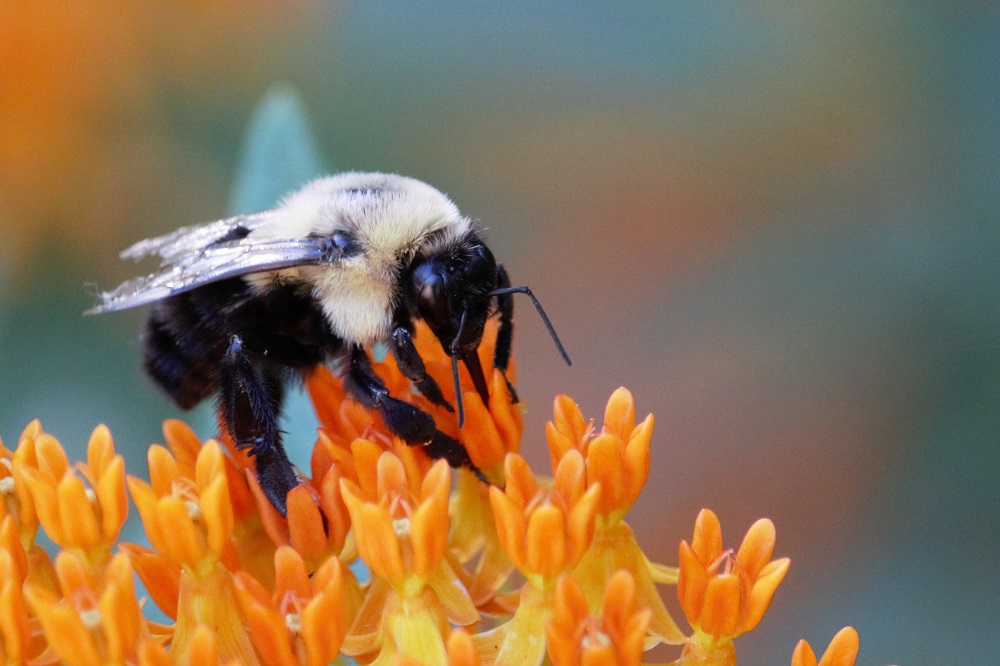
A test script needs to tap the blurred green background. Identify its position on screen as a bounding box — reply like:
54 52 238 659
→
2 3 998 663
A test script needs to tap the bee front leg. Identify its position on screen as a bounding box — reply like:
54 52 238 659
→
390 326 453 412
343 345 486 480
217 334 298 515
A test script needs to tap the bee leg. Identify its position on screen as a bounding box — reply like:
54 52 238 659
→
390 325 454 412
493 264 519 403
217 334 297 515
343 345 486 480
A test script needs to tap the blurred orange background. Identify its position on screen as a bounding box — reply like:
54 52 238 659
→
2 4 998 662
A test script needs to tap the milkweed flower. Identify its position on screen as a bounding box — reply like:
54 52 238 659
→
676 509 791 664
234 546 346 666
545 570 650 666
19 425 127 571
126 439 259 665
340 452 478 665
22 551 147 666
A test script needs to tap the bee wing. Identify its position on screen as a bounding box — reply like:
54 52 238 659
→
120 211 280 264
86 236 337 314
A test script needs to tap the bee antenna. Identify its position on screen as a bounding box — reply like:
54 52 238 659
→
488 286 572 366
451 353 465 429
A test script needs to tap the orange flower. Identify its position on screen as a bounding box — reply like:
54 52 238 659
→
127 439 258 664
127 439 235 570
22 551 147 666
19 425 127 568
677 509 790 660
791 627 860 666
546 388 650 524
489 451 600 586
234 546 346 666
546 571 651 666
341 453 478 664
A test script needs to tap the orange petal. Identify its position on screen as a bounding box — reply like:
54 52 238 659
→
526 504 567 577
96 455 127 541
195 441 226 495
34 433 69 481
351 439 383 500
677 541 707 627
736 518 776 581
700 573 740 639
341 482 404 582
199 474 234 558
739 557 790 633
461 390 506 470
286 486 327 564
585 434 625 515
410 496 448 579
447 629 481 666
488 486 527 570
58 475 100 550
119 544 180 620
487 369 522 454
301 569 347 665
622 415 652 504
553 449 586 506
791 639 819 666
86 425 115 481
162 419 203 474
19 468 62 544
99 554 143 663
691 509 722 564
565 483 601 567
273 546 312 603
147 445 180 498
502 453 537 511
158 495 205 566
602 388 636 442
818 627 860 666
233 573 298 666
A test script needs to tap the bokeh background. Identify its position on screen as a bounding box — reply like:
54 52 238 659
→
2 3 998 663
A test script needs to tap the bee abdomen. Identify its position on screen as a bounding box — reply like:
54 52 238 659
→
142 298 220 409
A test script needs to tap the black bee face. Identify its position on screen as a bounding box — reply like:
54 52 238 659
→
408 241 497 356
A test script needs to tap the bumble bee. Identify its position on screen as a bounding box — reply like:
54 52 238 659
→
87 172 570 514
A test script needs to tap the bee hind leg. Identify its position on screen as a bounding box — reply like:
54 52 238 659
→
217 334 297 515
343 345 486 481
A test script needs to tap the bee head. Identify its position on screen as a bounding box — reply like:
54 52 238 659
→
407 239 497 357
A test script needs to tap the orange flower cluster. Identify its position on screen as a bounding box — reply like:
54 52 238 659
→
0 322 861 665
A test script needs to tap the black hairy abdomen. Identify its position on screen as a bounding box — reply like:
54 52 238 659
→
141 278 339 409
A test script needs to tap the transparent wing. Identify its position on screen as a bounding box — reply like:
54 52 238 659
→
87 236 336 314
120 211 280 264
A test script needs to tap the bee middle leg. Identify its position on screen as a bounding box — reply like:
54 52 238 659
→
217 334 298 515
343 345 486 480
